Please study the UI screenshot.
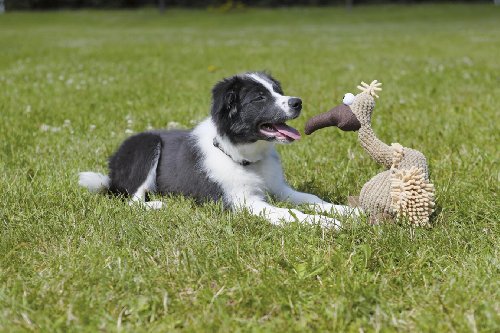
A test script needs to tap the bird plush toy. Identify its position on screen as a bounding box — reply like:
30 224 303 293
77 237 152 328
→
305 80 435 226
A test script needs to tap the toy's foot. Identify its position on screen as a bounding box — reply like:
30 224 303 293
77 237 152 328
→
370 213 393 225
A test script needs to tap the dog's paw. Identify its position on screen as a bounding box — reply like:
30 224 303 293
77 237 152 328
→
264 208 305 225
263 208 341 230
309 203 362 217
129 200 165 210
144 201 165 210
317 216 342 229
302 214 342 230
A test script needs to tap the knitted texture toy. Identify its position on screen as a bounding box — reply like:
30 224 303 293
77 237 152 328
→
305 80 435 226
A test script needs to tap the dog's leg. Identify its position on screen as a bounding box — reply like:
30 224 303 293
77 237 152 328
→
268 182 361 218
109 133 165 209
129 188 164 210
127 151 165 210
237 198 342 229
259 158 360 222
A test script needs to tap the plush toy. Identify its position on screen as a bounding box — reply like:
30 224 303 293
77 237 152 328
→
305 80 435 227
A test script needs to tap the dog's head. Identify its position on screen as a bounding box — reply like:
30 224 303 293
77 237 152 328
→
211 72 302 144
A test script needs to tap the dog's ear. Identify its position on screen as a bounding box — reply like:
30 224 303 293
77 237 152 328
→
225 91 236 114
211 76 241 120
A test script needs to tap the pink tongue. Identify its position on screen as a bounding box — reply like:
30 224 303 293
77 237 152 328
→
273 123 301 140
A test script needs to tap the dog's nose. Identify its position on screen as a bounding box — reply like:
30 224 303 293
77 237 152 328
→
288 98 302 111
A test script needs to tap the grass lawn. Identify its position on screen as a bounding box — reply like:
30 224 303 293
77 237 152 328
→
1 4 499 332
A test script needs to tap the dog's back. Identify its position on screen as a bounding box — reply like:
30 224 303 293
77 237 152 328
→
79 129 225 204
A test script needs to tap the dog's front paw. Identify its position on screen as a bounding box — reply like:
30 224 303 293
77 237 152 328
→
269 209 342 230
259 207 343 230
264 208 305 225
309 203 362 217
318 216 342 229
302 214 342 229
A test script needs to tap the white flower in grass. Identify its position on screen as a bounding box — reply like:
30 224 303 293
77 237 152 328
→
40 124 61 132
189 118 203 125
167 121 182 130
462 57 473 66
348 148 356 160
89 124 96 131
125 129 134 134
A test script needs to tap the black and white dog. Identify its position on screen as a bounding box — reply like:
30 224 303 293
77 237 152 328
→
79 72 358 227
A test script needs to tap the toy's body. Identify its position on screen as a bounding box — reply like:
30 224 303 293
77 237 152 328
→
305 81 435 226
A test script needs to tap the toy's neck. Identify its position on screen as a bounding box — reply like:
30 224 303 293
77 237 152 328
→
357 125 393 169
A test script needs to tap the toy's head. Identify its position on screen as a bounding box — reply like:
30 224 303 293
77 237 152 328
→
305 80 381 135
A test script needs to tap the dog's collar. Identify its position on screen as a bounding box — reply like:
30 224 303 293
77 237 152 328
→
213 138 253 166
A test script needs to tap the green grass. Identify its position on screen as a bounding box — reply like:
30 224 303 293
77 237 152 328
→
1 4 499 332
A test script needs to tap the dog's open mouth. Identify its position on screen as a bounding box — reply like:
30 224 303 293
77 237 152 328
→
259 123 301 142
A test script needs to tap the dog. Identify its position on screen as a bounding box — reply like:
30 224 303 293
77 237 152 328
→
79 72 359 228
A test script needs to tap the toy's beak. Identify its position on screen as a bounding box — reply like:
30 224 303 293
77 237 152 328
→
304 104 361 135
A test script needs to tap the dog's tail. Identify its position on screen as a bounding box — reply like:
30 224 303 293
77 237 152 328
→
78 172 110 193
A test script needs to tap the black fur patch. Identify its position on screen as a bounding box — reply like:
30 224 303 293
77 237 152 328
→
108 132 161 196
107 130 225 204
153 130 225 205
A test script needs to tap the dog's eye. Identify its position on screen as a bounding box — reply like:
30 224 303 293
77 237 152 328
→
252 95 266 103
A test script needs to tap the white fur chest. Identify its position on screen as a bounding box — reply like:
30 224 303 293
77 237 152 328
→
192 118 283 205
